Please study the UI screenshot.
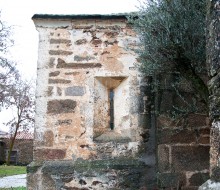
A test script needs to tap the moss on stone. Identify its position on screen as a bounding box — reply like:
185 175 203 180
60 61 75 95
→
27 161 44 173
40 159 146 175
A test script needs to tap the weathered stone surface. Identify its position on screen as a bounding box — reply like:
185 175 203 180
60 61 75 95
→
65 86 85 96
210 123 220 170
157 173 186 188
158 145 170 172
198 136 210 144
91 38 102 46
187 114 208 128
44 130 54 147
57 87 62 96
94 131 131 143
199 180 220 190
172 146 210 171
47 86 53 96
199 128 210 135
189 172 209 186
207 0 220 77
56 119 72 126
27 159 149 189
49 50 73 55
49 71 60 77
32 15 155 189
57 58 102 69
158 129 197 144
47 99 76 114
211 166 220 182
48 78 71 84
49 57 56 68
65 72 80 76
34 149 66 160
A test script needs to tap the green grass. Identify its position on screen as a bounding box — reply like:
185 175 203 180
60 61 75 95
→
0 188 26 190
0 165 26 177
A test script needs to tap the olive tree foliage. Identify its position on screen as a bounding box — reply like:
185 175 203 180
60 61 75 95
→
129 0 208 114
0 12 18 109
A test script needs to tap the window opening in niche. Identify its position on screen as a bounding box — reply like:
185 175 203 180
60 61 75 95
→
109 89 114 130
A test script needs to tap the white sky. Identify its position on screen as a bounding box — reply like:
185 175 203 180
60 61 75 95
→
0 0 140 132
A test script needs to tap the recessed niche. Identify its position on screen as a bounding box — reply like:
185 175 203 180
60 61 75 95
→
93 76 131 142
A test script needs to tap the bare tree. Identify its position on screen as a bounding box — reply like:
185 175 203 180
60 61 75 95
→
0 11 18 109
5 78 35 165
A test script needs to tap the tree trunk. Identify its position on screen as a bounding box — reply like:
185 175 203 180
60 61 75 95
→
6 123 19 166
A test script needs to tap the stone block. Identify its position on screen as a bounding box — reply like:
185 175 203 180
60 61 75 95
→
159 90 174 112
158 129 197 144
50 39 71 44
34 148 66 160
187 114 208 128
171 146 210 171
47 99 76 114
49 71 60 77
48 78 71 84
158 145 170 172
74 55 95 62
198 136 210 145
56 119 72 126
47 86 54 96
56 58 102 69
75 39 87 45
91 38 102 46
189 172 209 186
157 115 183 128
57 87 62 96
44 130 54 147
199 127 210 135
65 86 85 96
42 174 56 190
49 50 73 55
157 173 186 188
49 57 56 68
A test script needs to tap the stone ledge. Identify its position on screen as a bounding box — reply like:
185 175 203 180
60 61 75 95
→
94 131 131 143
27 158 147 175
27 159 150 189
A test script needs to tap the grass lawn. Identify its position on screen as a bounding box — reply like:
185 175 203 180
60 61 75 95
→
0 165 26 177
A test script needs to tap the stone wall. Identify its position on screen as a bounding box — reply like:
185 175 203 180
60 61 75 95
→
29 14 210 190
28 14 155 189
32 14 147 160
2 138 33 165
156 73 210 189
